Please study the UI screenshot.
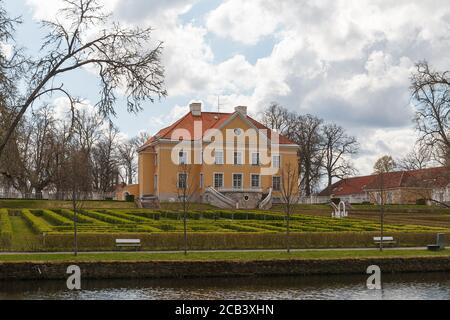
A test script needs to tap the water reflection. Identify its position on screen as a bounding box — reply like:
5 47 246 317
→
0 273 449 300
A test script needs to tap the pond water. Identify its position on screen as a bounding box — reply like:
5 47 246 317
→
0 273 449 300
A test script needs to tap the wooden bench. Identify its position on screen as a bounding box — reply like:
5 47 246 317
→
115 239 141 251
373 236 397 246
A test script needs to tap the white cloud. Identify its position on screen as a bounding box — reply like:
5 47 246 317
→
354 127 419 175
23 0 450 176
206 0 279 45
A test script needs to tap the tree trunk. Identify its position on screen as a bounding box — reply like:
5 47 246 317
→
72 190 78 257
286 204 291 254
183 193 187 255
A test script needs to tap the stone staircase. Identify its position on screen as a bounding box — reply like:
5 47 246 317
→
138 195 160 209
204 187 236 209
259 188 273 210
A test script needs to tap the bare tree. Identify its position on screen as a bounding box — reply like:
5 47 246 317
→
67 149 89 256
280 162 299 254
91 122 120 193
373 155 396 252
289 114 324 196
411 62 450 167
261 103 292 133
176 162 200 255
321 123 359 187
373 155 396 174
0 0 167 157
118 139 138 185
397 145 432 171
132 132 151 148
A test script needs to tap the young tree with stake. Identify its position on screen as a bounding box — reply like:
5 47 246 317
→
280 162 299 254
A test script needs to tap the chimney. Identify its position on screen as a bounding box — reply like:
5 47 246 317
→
235 106 247 116
190 102 202 116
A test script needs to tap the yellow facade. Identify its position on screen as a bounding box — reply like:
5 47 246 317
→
135 110 299 204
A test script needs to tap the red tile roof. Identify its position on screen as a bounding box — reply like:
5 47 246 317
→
319 167 450 196
318 175 377 196
141 111 297 149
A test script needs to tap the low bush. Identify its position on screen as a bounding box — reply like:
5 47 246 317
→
21 209 52 234
54 209 103 224
0 209 13 247
33 210 73 226
40 231 448 251
81 210 135 225
416 199 427 205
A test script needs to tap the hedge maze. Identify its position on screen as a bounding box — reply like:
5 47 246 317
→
4 208 448 235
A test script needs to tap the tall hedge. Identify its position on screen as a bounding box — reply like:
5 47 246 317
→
0 209 13 247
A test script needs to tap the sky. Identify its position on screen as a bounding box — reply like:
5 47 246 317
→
4 0 450 176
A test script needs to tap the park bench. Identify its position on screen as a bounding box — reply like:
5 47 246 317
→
115 239 141 251
427 233 446 251
373 236 397 246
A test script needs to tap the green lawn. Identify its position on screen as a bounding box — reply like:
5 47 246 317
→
0 249 449 263
9 215 41 251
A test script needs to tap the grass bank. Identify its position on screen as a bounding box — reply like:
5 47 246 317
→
0 249 449 262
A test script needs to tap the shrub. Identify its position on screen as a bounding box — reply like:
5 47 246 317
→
54 209 102 224
125 194 135 202
0 209 13 247
21 209 52 234
81 210 135 224
416 199 427 205
33 210 73 226
41 231 449 251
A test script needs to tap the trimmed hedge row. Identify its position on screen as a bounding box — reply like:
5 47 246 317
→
0 209 13 247
54 209 105 224
33 209 73 226
81 210 135 225
123 209 287 221
40 231 449 251
99 210 155 223
21 209 52 234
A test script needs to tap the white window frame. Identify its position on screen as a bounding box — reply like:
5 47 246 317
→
213 172 224 189
179 150 187 165
234 151 243 165
233 173 243 190
215 150 224 165
272 176 281 191
251 174 260 189
251 152 260 166
272 155 281 169
178 172 188 189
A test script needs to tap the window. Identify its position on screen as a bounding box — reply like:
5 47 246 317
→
233 174 243 190
214 173 224 189
251 153 260 166
234 152 243 165
154 175 158 191
200 173 204 189
272 176 281 191
272 155 281 168
251 174 260 188
179 150 187 165
215 150 224 165
178 173 187 189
